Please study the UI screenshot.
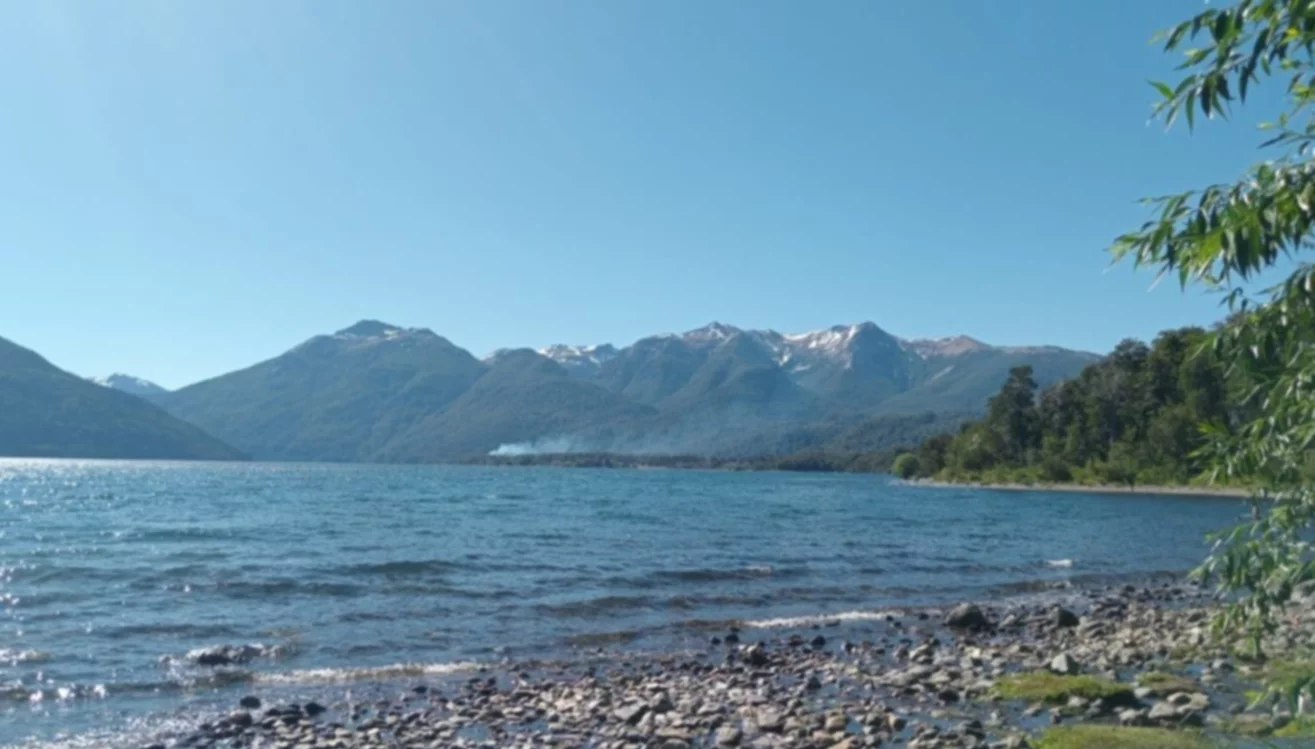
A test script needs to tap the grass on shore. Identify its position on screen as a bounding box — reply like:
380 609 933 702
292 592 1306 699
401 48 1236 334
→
995 672 1135 704
1216 714 1273 737
1034 725 1211 749
1220 713 1315 738
1266 657 1315 688
1138 671 1200 696
1274 716 1315 738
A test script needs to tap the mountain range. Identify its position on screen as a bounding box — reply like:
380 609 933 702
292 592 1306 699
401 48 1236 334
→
0 336 244 461
103 319 1097 462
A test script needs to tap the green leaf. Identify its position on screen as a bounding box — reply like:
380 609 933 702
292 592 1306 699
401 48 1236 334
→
1151 80 1176 100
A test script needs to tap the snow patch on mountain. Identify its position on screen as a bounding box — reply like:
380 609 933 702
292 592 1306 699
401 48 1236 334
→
333 320 434 341
538 343 619 373
89 373 169 396
681 322 742 347
900 335 992 359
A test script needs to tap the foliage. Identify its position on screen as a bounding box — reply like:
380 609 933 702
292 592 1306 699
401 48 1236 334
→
994 672 1134 704
0 335 244 461
907 328 1239 488
1107 0 1315 669
1250 658 1315 717
1032 725 1210 749
891 452 920 479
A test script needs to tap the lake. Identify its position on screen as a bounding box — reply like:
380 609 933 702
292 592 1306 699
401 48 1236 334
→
0 459 1246 747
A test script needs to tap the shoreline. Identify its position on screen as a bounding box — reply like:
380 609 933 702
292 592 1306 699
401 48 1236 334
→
90 580 1315 749
905 478 1253 499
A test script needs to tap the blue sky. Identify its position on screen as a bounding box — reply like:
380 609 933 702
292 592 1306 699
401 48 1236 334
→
0 1 1285 388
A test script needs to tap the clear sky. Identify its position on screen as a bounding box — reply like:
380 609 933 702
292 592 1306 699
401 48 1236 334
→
0 1 1285 388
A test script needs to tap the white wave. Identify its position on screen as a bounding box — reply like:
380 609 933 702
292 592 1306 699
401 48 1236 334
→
0 648 50 664
1045 559 1074 568
744 609 903 629
255 661 480 685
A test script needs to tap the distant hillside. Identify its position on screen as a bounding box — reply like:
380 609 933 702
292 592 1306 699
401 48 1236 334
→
375 349 654 462
156 321 485 462
0 336 244 460
149 319 1095 462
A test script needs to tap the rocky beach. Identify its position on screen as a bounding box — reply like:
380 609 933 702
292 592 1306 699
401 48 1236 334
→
151 580 1315 749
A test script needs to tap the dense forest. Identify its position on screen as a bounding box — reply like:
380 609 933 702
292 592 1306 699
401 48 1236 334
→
896 327 1251 487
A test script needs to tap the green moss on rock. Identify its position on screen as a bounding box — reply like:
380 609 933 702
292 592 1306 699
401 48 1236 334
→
996 672 1135 704
1034 725 1211 749
1138 671 1200 696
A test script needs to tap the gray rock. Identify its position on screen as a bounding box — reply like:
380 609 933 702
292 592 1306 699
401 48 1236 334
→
743 644 769 668
1118 708 1150 726
715 725 744 746
824 714 848 732
228 710 254 728
187 644 266 667
1052 607 1079 628
239 695 262 709
756 708 784 733
1048 653 1079 675
1178 693 1210 712
614 703 648 725
945 604 989 631
1147 702 1178 722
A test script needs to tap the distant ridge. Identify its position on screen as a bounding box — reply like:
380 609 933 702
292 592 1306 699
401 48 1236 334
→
0 336 244 460
150 319 1097 462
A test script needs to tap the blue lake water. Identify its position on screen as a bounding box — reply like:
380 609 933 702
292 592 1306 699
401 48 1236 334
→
0 459 1248 747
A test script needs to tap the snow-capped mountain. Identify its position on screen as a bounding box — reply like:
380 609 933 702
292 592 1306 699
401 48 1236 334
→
537 343 619 377
89 373 169 397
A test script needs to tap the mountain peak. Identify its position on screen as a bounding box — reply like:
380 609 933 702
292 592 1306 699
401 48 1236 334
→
901 335 992 358
335 320 405 338
682 322 741 344
331 320 441 344
783 322 873 350
538 343 619 376
90 373 169 396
